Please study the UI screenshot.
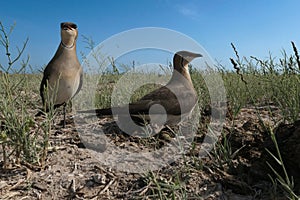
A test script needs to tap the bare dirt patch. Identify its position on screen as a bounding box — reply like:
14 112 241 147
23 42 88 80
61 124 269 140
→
0 106 299 199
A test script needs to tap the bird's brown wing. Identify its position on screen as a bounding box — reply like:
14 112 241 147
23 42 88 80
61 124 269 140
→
40 55 59 103
140 86 175 101
138 85 197 115
84 98 181 117
40 69 50 106
79 84 197 116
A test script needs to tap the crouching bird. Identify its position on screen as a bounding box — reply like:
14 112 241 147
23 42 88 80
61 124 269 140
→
39 22 83 128
78 51 202 135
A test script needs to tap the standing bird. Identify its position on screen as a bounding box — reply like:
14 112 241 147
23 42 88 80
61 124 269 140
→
39 22 83 128
78 51 202 135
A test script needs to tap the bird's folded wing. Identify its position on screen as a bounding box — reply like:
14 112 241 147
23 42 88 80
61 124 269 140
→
78 96 195 117
77 85 197 116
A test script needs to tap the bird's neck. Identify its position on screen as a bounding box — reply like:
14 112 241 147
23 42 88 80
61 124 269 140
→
61 36 76 49
172 65 193 84
61 40 75 49
53 41 77 60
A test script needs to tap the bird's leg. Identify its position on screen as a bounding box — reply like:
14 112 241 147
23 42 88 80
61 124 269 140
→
63 102 67 128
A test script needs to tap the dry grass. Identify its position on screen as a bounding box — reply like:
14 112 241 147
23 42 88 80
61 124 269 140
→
0 22 300 199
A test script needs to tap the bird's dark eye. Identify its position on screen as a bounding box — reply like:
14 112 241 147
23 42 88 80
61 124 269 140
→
70 24 77 29
60 23 77 29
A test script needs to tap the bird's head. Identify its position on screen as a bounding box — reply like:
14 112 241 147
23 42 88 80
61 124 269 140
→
172 51 202 82
173 51 202 71
60 22 78 48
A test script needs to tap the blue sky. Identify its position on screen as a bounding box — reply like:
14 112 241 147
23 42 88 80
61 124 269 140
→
1 0 300 71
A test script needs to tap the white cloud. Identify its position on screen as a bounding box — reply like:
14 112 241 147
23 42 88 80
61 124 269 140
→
176 4 200 19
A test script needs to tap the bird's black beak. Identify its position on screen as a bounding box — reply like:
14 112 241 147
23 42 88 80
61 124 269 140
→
191 53 202 58
61 22 77 30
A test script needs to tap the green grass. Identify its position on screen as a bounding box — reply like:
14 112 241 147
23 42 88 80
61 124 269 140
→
225 43 300 123
1 21 300 199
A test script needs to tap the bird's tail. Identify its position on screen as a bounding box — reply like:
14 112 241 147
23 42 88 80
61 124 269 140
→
77 102 152 117
77 107 113 116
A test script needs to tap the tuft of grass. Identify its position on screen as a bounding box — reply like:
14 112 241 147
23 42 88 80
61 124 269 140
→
1 22 300 199
136 170 196 200
228 43 300 199
266 128 298 200
227 42 300 123
0 21 50 169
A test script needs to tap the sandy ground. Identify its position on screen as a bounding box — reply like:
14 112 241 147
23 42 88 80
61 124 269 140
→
0 106 299 199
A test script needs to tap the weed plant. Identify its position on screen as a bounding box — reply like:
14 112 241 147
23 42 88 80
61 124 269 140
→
0 22 51 168
0 21 299 199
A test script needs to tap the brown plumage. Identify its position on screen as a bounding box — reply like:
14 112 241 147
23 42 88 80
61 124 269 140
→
78 51 201 134
40 22 83 127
